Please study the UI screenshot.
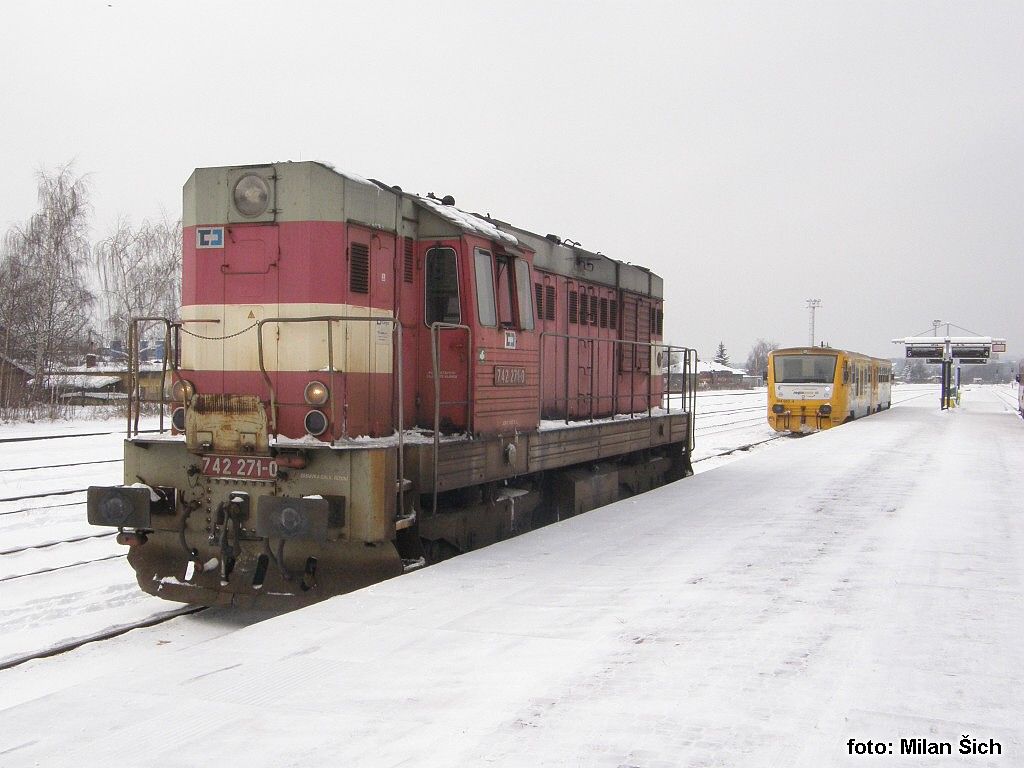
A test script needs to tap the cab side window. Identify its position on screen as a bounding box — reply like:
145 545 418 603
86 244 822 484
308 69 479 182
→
474 248 496 327
425 247 460 325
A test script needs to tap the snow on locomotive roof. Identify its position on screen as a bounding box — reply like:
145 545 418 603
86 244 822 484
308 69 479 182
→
413 195 519 247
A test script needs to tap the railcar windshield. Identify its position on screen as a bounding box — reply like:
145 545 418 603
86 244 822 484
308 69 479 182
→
773 354 838 384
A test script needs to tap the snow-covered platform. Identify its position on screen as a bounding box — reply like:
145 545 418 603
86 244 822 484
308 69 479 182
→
2 389 1022 766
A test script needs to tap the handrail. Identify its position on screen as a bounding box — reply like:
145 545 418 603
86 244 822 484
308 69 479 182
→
256 315 406 509
127 316 179 437
538 331 696 426
429 322 472 515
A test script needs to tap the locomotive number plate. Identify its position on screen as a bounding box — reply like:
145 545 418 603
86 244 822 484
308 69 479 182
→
201 455 278 480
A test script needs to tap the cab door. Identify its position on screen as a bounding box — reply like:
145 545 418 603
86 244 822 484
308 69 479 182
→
418 244 469 433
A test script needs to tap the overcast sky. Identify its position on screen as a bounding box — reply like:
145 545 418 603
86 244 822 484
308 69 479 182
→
2 1 1021 362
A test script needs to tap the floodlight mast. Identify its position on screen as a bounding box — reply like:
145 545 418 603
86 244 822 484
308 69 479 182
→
807 299 821 346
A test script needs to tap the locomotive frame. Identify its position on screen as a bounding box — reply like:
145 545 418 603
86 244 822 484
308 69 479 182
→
87 161 697 607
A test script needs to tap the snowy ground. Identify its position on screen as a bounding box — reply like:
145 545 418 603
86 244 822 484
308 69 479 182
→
0 384 1019 766
0 390 782 671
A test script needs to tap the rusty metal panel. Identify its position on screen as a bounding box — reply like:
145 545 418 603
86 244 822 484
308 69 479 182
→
186 394 269 454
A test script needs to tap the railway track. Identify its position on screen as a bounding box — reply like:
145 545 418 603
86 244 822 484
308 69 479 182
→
0 606 205 672
0 428 160 445
0 458 120 474
0 552 126 583
0 531 116 558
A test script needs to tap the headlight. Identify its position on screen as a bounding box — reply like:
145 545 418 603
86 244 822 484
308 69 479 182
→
87 486 153 528
172 407 186 431
304 409 328 436
170 378 194 402
256 496 330 542
772 403 785 414
233 174 270 217
818 404 833 415
304 380 329 406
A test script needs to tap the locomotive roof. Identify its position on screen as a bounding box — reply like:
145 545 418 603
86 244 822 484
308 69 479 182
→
185 161 662 298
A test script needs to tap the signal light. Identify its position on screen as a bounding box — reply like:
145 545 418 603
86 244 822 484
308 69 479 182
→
818 404 833 416
304 409 328 436
304 380 329 406
772 404 785 414
170 378 194 402
171 407 186 432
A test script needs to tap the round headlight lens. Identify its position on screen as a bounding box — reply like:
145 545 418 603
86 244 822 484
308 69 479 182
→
279 506 303 535
170 378 195 402
772 403 785 414
99 493 132 526
304 380 329 406
304 409 328 437
819 404 833 415
172 407 186 432
233 174 270 217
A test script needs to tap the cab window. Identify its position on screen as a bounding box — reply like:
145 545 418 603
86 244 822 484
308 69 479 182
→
514 258 535 331
474 248 496 327
425 247 460 325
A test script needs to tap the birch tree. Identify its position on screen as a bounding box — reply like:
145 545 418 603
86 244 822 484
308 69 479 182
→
95 215 182 345
1 164 95 400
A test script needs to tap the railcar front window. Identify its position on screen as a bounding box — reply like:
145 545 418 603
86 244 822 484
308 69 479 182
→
774 355 837 384
425 247 461 325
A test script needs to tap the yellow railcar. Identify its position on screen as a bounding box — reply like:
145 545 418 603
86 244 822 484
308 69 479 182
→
767 347 892 433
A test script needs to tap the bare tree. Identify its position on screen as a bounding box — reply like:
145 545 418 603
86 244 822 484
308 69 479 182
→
745 338 779 380
95 215 182 346
1 164 95 404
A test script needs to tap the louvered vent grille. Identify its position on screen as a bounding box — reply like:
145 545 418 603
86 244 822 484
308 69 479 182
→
535 283 543 320
568 291 578 324
599 297 609 328
544 285 555 320
403 238 414 283
350 243 369 294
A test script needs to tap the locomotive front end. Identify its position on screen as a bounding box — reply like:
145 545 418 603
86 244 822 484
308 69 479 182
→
86 162 412 607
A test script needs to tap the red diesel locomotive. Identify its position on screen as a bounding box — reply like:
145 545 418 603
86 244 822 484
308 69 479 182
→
87 161 696 607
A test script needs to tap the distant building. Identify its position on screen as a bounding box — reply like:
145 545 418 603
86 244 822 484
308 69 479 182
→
696 360 749 390
667 360 755 390
0 351 33 408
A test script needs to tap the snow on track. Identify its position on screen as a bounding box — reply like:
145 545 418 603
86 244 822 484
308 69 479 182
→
0 386 1019 766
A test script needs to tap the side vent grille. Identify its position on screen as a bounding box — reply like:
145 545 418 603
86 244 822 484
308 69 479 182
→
568 291 578 324
350 243 369 294
535 283 543 320
545 285 555 320
403 238 414 283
